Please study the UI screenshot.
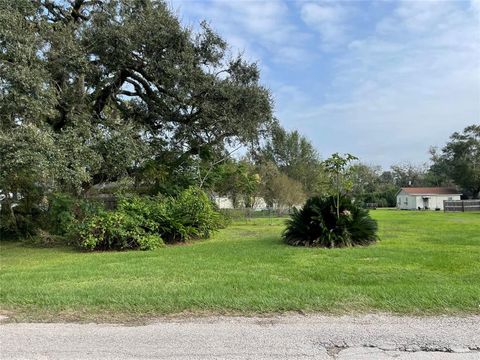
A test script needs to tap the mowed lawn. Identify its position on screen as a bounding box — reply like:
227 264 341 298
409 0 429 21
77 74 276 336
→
1 210 479 320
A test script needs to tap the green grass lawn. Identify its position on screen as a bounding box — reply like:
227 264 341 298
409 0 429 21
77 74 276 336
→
1 210 479 320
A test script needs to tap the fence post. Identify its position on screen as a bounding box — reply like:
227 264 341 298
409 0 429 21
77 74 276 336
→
462 201 465 212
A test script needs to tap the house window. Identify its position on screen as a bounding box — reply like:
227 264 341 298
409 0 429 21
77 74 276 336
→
405 197 408 205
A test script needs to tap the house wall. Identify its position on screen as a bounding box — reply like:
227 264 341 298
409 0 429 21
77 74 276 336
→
396 194 416 210
396 192 461 210
425 195 460 210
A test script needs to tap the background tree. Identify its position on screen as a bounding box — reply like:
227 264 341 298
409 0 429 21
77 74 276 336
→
258 161 305 209
211 159 260 208
260 125 327 195
348 164 399 207
270 174 306 209
348 164 380 202
429 125 480 198
375 172 400 207
390 162 428 187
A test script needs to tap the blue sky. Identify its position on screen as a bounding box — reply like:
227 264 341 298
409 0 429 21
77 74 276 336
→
169 0 480 168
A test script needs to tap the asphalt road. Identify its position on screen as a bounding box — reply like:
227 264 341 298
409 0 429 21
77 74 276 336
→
1 314 479 359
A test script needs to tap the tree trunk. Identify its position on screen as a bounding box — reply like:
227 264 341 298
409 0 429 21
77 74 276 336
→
336 172 340 219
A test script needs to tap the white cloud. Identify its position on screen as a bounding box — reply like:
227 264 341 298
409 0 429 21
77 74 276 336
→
169 0 479 167
472 0 480 13
300 2 350 47
279 0 480 166
394 0 456 32
170 0 312 64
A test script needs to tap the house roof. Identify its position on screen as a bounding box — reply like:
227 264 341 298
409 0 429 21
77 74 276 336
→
398 187 461 195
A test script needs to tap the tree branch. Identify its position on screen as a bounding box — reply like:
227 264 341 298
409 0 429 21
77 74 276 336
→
93 69 128 117
199 145 242 188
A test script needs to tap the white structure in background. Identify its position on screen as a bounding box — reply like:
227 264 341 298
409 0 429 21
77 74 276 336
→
213 196 234 209
213 196 269 210
396 187 462 210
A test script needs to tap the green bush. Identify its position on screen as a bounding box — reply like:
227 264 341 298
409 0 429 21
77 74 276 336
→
0 192 103 242
2 187 223 250
283 195 378 248
0 196 43 238
46 193 103 236
167 187 223 241
76 186 222 250
46 194 76 235
117 187 223 243
77 210 164 251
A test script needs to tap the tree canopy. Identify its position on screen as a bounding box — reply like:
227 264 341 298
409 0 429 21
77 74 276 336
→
0 0 274 197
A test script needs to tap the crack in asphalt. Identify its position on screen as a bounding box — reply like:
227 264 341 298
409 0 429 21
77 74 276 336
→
321 342 480 358
325 344 348 358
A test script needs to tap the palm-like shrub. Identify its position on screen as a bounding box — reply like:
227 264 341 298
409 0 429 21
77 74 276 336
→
283 195 378 248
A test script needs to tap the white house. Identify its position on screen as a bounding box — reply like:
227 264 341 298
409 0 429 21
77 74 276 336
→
396 187 461 210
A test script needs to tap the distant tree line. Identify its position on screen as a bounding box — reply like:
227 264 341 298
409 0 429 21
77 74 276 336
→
202 124 479 208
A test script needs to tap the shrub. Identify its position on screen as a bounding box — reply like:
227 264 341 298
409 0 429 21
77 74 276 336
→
46 193 104 236
168 187 222 241
45 193 77 235
283 195 378 248
77 210 163 251
117 187 223 243
0 192 102 241
0 191 45 238
76 186 222 250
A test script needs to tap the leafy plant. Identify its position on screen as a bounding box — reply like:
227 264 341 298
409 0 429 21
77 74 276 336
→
0 190 104 242
77 211 164 251
168 187 223 241
46 193 104 236
76 187 223 250
323 153 358 219
283 195 378 248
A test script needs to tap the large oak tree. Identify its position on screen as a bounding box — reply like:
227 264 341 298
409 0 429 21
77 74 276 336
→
1 0 273 196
